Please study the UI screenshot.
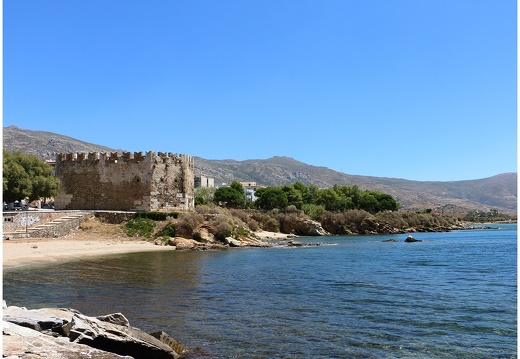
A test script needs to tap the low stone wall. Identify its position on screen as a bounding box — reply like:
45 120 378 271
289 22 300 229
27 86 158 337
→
3 211 94 238
3 212 64 232
30 214 92 238
95 211 137 224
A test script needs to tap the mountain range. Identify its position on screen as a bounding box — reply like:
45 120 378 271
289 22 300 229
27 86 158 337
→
3 126 517 214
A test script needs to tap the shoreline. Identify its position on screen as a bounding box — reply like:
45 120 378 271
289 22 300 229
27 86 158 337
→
4 222 509 270
2 237 177 270
3 230 291 270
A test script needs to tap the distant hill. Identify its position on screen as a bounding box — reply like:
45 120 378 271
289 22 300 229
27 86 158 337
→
194 156 517 214
3 126 517 214
3 126 116 160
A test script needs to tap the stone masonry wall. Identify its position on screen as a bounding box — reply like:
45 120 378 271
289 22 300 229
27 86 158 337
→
2 211 93 238
54 151 194 212
31 214 89 238
3 212 63 232
150 153 195 212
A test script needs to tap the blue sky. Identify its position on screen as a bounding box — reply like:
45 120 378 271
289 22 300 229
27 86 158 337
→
3 0 517 181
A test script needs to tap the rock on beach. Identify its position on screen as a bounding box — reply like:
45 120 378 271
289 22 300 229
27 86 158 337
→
3 303 186 359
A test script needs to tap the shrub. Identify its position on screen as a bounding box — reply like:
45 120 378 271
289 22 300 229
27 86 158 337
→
276 211 309 234
213 219 233 241
250 211 279 232
176 212 205 237
192 231 203 242
229 209 262 232
246 218 260 231
302 204 325 221
232 225 252 239
375 211 408 229
157 223 176 238
125 218 156 238
196 204 223 215
260 216 279 232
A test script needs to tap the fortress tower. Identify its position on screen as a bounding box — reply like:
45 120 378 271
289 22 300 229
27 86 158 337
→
54 151 195 212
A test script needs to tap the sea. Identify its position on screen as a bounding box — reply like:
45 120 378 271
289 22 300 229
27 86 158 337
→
3 224 517 358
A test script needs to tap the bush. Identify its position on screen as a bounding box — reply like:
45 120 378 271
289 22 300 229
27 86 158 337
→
232 225 252 239
302 204 325 221
213 217 233 241
195 204 220 214
125 218 156 238
246 218 260 231
192 231 203 242
276 211 309 234
176 212 205 237
250 211 279 232
157 223 176 237
375 211 408 229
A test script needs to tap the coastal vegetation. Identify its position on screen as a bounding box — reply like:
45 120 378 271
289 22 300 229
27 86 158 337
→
125 217 155 238
3 150 59 204
123 202 463 244
127 181 473 242
462 209 516 223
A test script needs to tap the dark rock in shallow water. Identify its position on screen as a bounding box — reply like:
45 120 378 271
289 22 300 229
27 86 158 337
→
382 239 398 242
405 235 422 242
287 240 322 247
151 331 187 357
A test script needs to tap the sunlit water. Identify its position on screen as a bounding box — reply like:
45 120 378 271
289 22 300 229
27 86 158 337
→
4 224 517 358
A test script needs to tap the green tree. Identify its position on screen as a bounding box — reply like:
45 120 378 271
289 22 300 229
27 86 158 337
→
371 191 399 211
194 187 216 206
303 184 319 204
358 192 379 213
281 185 303 209
293 182 309 201
316 188 339 210
230 180 245 195
3 151 60 203
213 186 246 208
255 187 288 210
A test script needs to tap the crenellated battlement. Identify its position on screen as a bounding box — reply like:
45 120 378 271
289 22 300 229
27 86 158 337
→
56 151 193 166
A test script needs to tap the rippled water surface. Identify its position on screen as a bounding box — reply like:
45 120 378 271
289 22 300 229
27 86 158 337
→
4 225 517 358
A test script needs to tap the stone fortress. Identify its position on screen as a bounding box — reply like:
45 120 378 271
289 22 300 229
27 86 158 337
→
54 151 195 212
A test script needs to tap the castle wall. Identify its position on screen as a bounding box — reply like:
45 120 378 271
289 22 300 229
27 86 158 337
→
149 153 195 212
54 151 194 212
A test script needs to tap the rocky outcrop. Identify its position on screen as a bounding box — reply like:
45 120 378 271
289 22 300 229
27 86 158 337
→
4 321 132 358
3 304 185 359
154 235 270 250
280 219 330 236
405 235 422 242
224 237 243 247
70 312 180 359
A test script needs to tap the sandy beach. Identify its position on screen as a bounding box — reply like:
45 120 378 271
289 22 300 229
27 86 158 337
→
2 224 290 269
3 237 177 269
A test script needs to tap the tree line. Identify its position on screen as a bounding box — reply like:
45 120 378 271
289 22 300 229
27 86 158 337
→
197 180 399 214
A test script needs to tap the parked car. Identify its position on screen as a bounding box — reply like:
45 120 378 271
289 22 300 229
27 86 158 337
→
10 202 28 211
41 203 54 210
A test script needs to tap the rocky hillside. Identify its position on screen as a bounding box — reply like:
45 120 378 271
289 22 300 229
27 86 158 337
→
194 156 517 214
3 126 115 160
3 126 517 214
